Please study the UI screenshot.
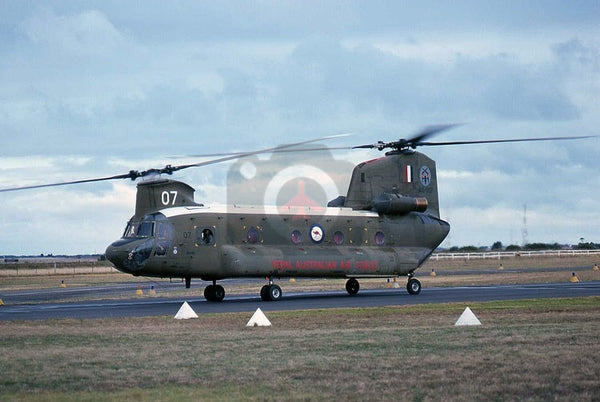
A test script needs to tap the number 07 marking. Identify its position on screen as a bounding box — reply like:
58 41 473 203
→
161 190 178 206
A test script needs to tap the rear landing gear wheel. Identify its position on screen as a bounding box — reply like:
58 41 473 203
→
213 284 225 301
204 284 225 302
407 278 421 295
345 278 360 295
268 284 282 301
260 285 270 301
260 284 282 301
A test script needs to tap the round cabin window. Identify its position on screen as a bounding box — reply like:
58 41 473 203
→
291 230 303 245
247 227 260 244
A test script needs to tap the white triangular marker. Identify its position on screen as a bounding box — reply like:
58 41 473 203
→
174 301 198 320
246 308 272 327
454 307 481 326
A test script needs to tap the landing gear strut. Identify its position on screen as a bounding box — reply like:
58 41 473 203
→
204 280 225 302
260 277 282 301
407 277 421 295
345 278 360 295
185 276 191 289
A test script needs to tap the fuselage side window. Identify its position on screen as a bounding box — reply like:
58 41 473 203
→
196 227 215 246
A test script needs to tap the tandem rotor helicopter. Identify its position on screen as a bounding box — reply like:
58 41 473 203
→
1 125 594 302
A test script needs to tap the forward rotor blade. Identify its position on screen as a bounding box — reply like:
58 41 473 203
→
419 135 596 146
0 172 137 193
0 134 352 193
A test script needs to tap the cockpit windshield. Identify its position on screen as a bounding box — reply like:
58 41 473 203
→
122 213 167 239
137 221 155 237
123 223 138 238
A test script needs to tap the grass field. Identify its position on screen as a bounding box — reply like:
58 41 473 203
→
1 254 599 400
1 298 599 401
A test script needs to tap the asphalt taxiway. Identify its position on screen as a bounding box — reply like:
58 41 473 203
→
1 281 599 321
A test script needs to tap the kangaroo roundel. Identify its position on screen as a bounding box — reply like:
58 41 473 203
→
310 224 324 243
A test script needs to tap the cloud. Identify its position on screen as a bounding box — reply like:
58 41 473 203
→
0 182 135 254
21 8 124 54
0 4 598 253
270 39 586 125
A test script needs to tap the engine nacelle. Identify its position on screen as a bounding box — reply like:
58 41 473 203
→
372 193 428 215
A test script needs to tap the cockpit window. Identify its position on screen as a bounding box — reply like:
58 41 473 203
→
122 213 168 239
123 223 138 238
137 221 155 237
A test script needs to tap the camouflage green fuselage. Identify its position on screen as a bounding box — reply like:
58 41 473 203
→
108 204 449 280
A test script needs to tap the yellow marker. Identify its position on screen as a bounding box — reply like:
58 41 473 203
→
593 264 599 271
60 280 67 288
570 272 579 283
149 285 157 296
430 269 436 277
0 299 4 306
289 278 296 283
498 264 504 270
136 285 144 295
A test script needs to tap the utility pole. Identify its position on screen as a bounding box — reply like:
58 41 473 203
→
521 204 528 246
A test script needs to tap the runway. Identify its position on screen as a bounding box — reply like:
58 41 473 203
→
1 281 599 321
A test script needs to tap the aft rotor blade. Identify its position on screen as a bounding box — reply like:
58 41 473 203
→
353 123 462 150
406 123 463 145
173 133 352 158
168 134 353 171
180 146 354 158
419 135 596 146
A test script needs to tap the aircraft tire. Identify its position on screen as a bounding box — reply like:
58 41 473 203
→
260 285 270 301
213 285 225 302
268 284 282 301
345 278 360 295
204 284 226 302
204 285 215 301
407 278 421 295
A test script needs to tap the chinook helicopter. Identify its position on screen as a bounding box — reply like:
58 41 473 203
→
1 126 593 302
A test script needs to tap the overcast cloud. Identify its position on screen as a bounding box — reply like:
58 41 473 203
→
0 1 599 254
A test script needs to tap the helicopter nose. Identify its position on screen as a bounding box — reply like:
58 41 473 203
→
105 242 131 273
106 238 154 274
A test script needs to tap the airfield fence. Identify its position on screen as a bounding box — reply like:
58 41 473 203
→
430 249 600 261
0 260 118 277
1 249 598 277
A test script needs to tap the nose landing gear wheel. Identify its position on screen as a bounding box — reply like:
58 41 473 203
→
407 278 421 295
345 278 360 295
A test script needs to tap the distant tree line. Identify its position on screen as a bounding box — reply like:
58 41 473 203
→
443 241 599 253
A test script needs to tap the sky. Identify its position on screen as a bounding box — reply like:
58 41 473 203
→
0 1 599 255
